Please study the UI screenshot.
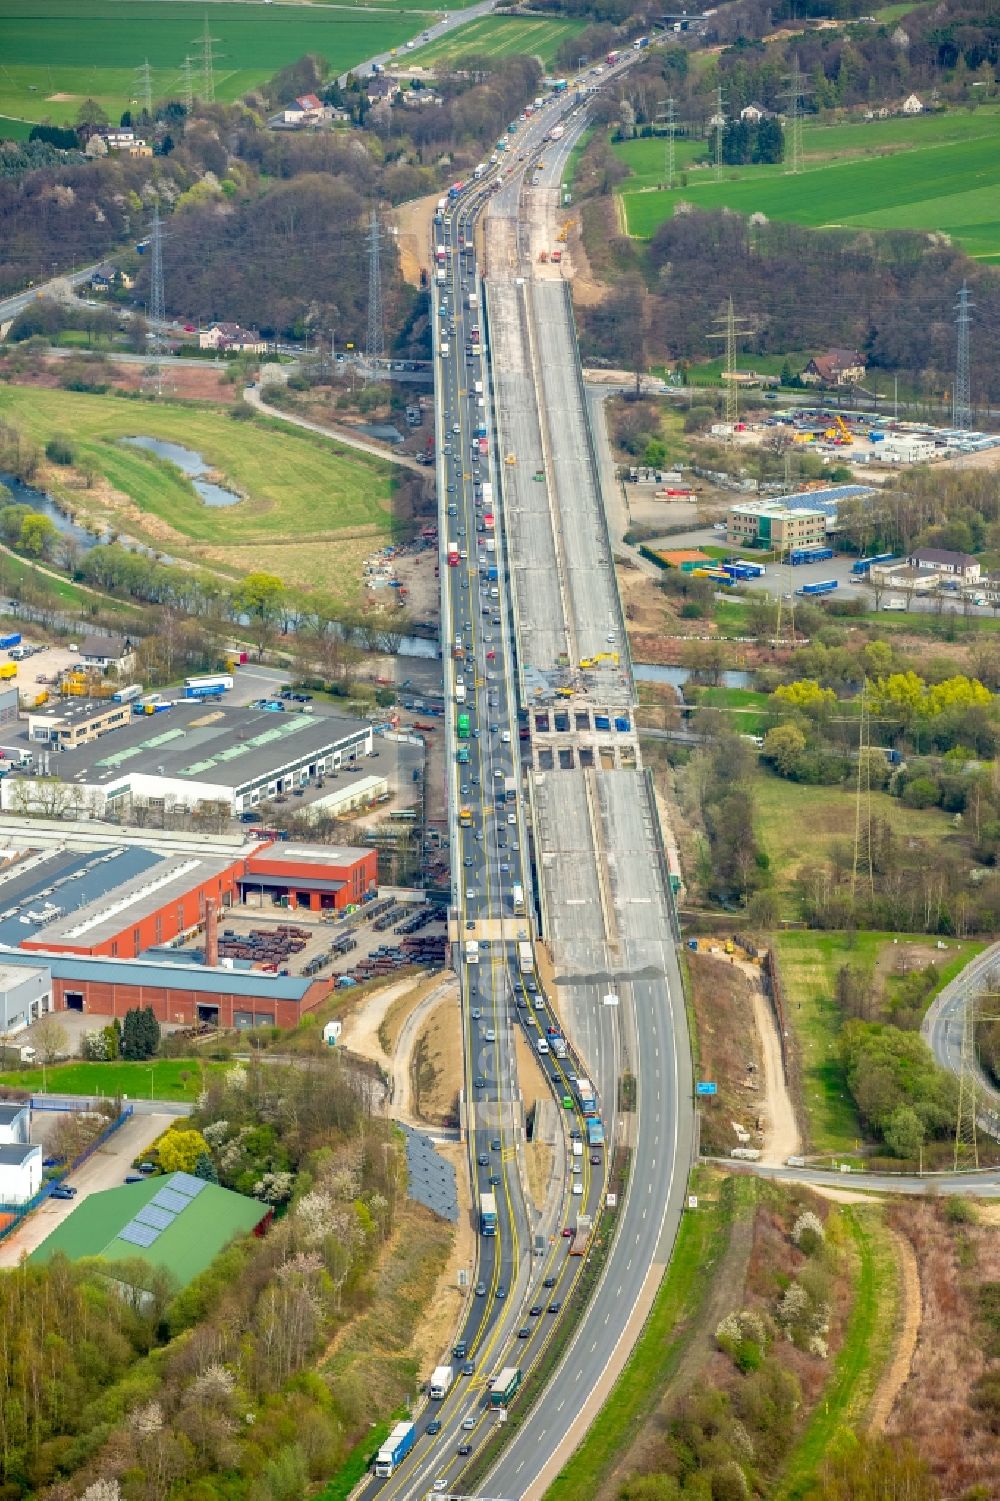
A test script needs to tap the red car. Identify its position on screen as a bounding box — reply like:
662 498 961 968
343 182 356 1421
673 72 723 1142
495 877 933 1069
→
562 1227 574 1238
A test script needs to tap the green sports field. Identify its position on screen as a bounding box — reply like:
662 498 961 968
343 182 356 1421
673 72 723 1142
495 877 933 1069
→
0 0 422 128
31 1172 267 1287
616 105 1000 259
406 15 587 72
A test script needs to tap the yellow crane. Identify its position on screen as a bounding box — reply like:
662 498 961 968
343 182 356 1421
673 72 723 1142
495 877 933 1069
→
823 415 854 445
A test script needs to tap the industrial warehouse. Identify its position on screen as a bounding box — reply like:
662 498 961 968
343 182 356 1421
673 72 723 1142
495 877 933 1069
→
0 834 447 1030
0 702 374 819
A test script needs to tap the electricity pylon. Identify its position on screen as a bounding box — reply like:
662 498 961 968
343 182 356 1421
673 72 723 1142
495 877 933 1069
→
955 973 1000 1171
851 677 874 899
366 208 385 366
953 280 973 431
781 54 810 175
714 85 725 180
656 96 677 189
144 203 166 398
194 15 221 103
135 58 153 117
707 296 753 436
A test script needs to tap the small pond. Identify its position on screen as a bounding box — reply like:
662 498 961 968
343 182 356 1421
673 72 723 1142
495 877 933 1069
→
633 664 753 693
120 436 243 507
0 471 100 552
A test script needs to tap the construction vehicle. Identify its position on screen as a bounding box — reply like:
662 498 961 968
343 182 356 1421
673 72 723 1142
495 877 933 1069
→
579 652 619 669
555 686 574 698
538 250 548 263
505 453 517 465
59 670 115 698
823 415 853 445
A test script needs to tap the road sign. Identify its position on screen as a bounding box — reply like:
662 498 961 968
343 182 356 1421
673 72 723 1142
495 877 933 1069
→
696 1081 718 1096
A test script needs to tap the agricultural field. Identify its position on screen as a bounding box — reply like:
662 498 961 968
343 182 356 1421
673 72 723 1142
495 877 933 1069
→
0 0 420 128
0 386 397 599
615 105 1000 259
405 15 587 72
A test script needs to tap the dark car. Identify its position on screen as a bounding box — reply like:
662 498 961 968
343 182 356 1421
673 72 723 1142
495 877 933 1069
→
529 1304 543 1317
495 1286 506 1300
124 1173 144 1184
548 1301 562 1314
453 1341 467 1359
491 1138 501 1152
462 1361 476 1376
458 1443 472 1456
426 1420 442 1436
477 1152 489 1166
591 1153 602 1164
50 1185 76 1200
543 1275 556 1288
517 1326 531 1339
488 1173 501 1186
473 1076 486 1089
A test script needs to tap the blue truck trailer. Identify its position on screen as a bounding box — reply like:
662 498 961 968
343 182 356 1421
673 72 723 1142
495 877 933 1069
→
373 1421 416 1478
796 579 838 596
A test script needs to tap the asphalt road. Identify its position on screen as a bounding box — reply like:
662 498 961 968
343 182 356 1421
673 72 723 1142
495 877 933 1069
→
923 941 1000 1118
357 51 693 1499
0 263 103 327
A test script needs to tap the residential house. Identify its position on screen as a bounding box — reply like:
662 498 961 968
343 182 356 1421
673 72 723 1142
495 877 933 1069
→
90 263 134 293
198 322 267 354
79 633 136 675
799 349 867 387
90 263 118 293
739 103 772 121
366 75 400 106
901 92 923 113
907 548 981 581
282 92 327 125
125 140 153 157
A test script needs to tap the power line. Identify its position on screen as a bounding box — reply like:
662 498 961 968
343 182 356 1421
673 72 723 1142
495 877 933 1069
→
194 15 222 104
713 84 725 181
953 279 973 431
655 96 677 190
366 207 384 366
179 55 195 113
145 202 166 398
955 973 1000 1172
851 676 874 900
706 295 753 435
781 54 810 175
135 58 153 117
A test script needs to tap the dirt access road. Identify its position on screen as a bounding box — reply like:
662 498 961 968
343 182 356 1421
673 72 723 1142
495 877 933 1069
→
742 956 801 1166
339 970 459 1125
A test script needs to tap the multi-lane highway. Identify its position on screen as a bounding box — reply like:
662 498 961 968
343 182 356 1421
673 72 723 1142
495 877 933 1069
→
358 51 693 1501
923 941 1000 1121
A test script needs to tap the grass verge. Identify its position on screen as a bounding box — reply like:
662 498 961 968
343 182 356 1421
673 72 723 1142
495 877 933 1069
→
0 1057 222 1102
543 1171 752 1501
774 1204 886 1500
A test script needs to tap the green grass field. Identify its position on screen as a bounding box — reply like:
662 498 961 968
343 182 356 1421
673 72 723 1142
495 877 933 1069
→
406 16 587 72
774 930 982 1155
0 0 425 126
0 386 397 598
0 1057 221 1102
616 105 1000 259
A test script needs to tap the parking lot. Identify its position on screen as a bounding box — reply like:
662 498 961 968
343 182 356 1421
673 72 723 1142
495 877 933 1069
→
0 1109 175 1268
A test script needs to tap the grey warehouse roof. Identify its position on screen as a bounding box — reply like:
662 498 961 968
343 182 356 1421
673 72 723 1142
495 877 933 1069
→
35 853 238 948
0 947 315 999
0 1103 29 1126
17 704 370 790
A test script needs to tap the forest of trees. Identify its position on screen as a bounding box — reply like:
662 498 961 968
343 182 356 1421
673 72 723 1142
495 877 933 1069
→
0 1059 401 1501
574 203 1000 401
0 49 544 342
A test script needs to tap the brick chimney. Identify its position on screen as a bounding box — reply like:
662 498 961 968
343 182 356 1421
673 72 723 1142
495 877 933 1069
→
204 898 219 967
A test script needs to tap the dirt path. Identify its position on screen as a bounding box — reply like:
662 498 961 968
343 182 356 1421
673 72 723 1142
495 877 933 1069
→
749 962 801 1166
244 383 426 472
339 970 458 1127
401 981 461 1123
393 193 438 288
868 1228 921 1433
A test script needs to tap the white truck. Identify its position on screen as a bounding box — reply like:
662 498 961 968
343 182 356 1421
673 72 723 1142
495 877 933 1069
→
466 939 480 967
429 1365 454 1399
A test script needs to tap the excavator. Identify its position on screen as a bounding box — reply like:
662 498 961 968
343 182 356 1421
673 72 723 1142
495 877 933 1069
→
823 414 854 445
579 652 619 670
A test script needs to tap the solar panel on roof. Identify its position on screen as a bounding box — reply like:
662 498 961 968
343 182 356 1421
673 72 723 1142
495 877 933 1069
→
170 1172 208 1199
151 1187 190 1214
135 1203 175 1231
119 1220 161 1248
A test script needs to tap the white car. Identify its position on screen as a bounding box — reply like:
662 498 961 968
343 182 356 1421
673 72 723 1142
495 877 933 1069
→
507 813 517 825
501 730 511 743
572 1182 583 1195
